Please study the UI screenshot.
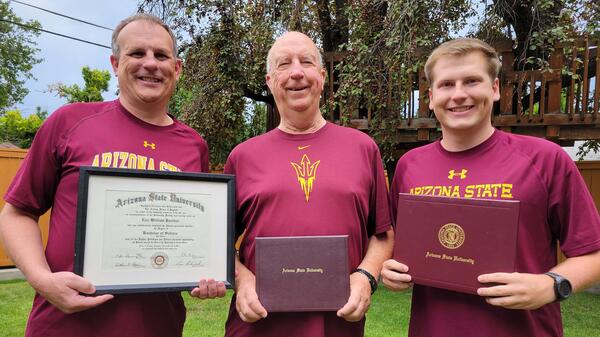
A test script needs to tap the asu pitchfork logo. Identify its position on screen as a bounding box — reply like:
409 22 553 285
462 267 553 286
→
290 154 321 202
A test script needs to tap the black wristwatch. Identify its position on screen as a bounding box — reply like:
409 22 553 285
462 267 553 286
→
353 268 377 294
544 271 572 302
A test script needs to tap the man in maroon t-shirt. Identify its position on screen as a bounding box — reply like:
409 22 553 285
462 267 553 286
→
223 32 394 337
382 38 600 337
0 14 224 337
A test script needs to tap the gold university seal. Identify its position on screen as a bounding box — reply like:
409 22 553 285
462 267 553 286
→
151 252 169 269
438 223 465 249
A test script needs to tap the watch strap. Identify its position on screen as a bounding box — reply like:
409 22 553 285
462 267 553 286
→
544 271 571 302
353 268 377 294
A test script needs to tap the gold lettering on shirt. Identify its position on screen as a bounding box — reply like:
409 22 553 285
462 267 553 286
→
409 183 514 199
119 152 128 168
101 153 113 167
501 184 513 198
160 161 180 172
127 153 137 169
91 152 181 171
137 156 147 169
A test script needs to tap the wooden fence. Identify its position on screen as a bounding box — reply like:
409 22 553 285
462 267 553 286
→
577 161 600 211
0 149 50 267
321 37 600 144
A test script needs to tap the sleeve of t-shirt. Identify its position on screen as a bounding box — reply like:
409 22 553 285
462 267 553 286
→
548 149 600 257
368 142 392 236
4 109 66 216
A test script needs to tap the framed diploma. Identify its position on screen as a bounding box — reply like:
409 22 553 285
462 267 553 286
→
74 167 235 294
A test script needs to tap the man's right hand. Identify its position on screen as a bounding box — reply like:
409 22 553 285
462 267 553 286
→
234 270 267 323
33 271 113 314
381 259 413 291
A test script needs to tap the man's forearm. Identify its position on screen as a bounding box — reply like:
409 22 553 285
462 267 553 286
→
0 203 52 289
552 250 600 292
356 229 394 278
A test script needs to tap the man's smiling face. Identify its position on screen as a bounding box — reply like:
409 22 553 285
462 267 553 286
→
111 20 181 108
428 51 500 137
266 32 326 118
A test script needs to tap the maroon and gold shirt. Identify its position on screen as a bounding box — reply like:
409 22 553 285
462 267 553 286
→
391 130 600 337
5 99 208 337
224 122 391 337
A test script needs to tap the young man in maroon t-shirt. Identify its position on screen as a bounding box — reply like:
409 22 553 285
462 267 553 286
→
0 14 224 337
382 38 600 337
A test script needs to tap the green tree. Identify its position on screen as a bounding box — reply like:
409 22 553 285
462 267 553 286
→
0 0 41 111
0 108 46 148
49 66 111 103
139 0 598 163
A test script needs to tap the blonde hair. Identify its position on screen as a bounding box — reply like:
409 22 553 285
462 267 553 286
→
424 38 501 85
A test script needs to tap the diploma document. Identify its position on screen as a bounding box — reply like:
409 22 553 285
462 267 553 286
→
74 167 235 294
394 193 520 294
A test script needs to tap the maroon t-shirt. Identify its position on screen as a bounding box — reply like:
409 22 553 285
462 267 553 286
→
5 100 208 337
391 130 600 337
224 122 391 337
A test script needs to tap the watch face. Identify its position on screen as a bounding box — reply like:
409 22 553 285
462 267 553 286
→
558 279 572 298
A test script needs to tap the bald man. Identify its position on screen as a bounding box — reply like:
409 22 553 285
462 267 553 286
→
222 32 394 337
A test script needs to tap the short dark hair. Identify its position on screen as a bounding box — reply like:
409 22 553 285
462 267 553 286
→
111 13 177 59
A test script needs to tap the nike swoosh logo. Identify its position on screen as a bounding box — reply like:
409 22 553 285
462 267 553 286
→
297 145 311 150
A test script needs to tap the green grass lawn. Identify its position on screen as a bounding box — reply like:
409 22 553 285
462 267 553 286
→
1 279 599 336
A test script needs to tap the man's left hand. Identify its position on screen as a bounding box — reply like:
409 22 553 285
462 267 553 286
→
190 278 227 299
337 272 372 322
477 272 555 310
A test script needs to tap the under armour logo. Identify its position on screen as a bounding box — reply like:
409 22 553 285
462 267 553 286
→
448 169 467 180
144 141 156 150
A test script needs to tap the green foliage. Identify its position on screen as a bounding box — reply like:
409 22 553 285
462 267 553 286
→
49 67 111 103
2 280 600 336
0 108 46 148
139 0 599 164
140 0 295 165
577 141 600 161
244 101 267 139
0 0 41 112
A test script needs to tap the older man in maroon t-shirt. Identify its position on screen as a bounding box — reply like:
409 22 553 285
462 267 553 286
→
223 32 394 337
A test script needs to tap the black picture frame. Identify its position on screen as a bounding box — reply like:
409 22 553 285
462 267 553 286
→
74 167 235 294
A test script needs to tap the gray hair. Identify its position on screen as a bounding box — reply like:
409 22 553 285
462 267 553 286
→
266 32 324 73
111 13 178 59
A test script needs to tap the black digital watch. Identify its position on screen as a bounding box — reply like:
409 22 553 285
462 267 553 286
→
544 271 572 302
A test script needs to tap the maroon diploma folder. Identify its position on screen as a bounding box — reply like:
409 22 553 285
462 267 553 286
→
394 193 520 294
255 235 349 312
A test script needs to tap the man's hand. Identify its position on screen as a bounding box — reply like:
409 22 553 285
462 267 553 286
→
235 272 267 323
33 271 113 314
190 278 226 299
477 272 555 310
381 259 412 291
337 272 372 322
